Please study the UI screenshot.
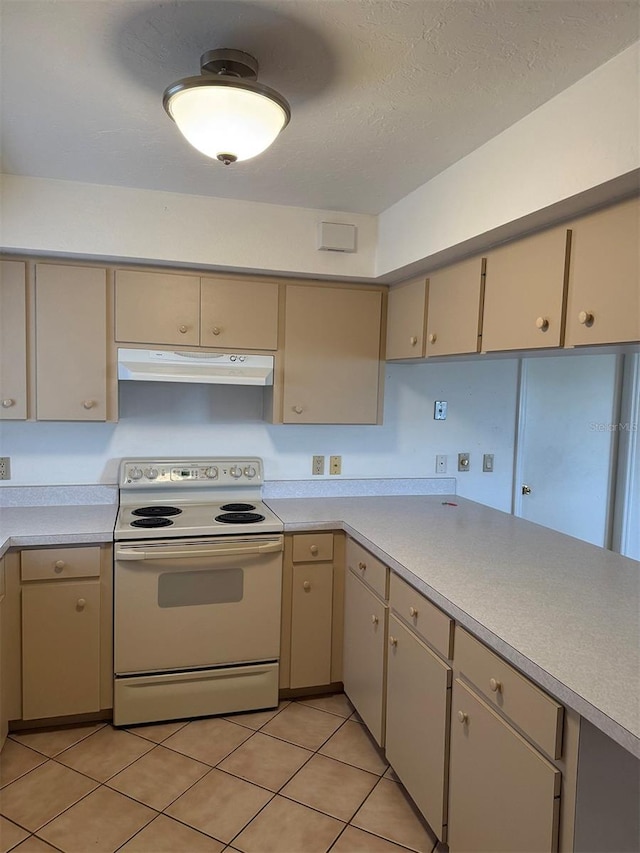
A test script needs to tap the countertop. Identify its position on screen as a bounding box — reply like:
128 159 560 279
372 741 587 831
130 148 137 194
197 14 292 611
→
265 495 640 758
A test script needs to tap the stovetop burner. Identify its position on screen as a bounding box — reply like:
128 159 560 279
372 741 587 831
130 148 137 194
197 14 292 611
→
130 517 175 528
220 503 256 512
215 512 266 524
132 506 183 517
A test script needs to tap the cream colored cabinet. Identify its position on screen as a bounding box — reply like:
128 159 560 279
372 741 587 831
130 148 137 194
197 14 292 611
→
565 196 640 347
386 614 452 840
343 539 389 746
0 260 28 419
19 546 113 721
115 270 279 350
0 555 7 749
482 226 570 352
35 264 108 421
282 285 383 424
426 257 485 356
200 277 279 350
386 277 428 360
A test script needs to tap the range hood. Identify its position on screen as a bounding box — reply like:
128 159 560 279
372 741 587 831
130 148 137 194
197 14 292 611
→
117 349 274 386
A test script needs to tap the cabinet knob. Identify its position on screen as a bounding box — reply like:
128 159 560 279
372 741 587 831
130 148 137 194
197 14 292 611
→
410 336 418 346
358 562 367 571
371 614 379 625
211 326 221 336
292 405 303 414
535 316 549 332
522 484 532 495
178 324 189 333
1 398 15 408
409 606 418 618
54 560 65 571
310 545 319 556
457 711 468 724
82 400 96 410
489 677 502 693
578 310 594 326
303 581 311 591
76 598 86 610
428 333 437 344
389 636 398 647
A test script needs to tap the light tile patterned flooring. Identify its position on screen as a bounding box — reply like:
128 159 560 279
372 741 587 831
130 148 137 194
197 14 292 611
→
0 694 439 853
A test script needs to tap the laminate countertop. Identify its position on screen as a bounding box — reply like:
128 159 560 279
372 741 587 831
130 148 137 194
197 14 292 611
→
265 494 640 759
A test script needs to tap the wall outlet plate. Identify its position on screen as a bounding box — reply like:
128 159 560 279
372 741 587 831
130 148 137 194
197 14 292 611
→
458 453 470 472
434 401 448 420
330 455 342 475
312 455 325 475
0 457 11 480
436 455 447 473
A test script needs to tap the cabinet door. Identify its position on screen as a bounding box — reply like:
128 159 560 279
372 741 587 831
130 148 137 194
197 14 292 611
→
426 257 484 356
22 581 101 719
115 269 200 346
35 264 107 421
482 227 569 352
448 679 561 853
0 260 27 419
0 556 6 749
283 285 382 424
290 563 333 689
386 278 427 360
565 197 640 346
343 568 387 746
201 278 279 350
386 616 452 840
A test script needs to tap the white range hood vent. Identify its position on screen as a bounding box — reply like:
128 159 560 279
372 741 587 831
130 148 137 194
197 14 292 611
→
117 349 274 386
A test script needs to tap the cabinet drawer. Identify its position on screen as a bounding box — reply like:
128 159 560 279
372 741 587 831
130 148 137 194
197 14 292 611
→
455 627 564 759
390 573 453 660
21 547 101 581
346 539 388 600
292 533 334 563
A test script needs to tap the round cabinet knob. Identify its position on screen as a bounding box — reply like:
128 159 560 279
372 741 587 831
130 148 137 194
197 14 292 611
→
410 336 418 346
389 636 398 647
292 405 303 415
243 465 257 479
2 398 15 408
54 560 65 572
211 326 221 336
178 324 189 334
82 400 96 410
76 598 86 610
229 466 243 479
371 614 379 625
409 606 418 618
144 467 159 480
303 581 311 591
310 544 319 556
428 333 437 344
578 310 595 326
489 677 502 693
535 316 549 332
457 711 468 724
358 562 367 571
129 467 143 480
204 466 218 479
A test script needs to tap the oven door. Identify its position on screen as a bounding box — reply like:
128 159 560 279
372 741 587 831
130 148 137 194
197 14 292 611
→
114 535 283 675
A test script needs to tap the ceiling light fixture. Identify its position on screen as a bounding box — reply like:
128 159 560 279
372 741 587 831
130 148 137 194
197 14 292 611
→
163 49 291 165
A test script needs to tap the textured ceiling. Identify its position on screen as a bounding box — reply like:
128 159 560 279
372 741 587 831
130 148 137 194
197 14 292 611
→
1 0 638 214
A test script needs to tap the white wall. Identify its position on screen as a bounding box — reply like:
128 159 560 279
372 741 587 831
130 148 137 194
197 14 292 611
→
0 359 520 512
377 42 640 277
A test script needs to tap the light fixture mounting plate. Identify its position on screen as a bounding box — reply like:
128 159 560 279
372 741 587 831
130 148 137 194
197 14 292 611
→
200 49 258 80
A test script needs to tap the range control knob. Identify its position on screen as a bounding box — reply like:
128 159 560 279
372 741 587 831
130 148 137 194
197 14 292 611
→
129 467 143 480
229 465 243 479
244 465 257 478
204 466 219 480
144 467 159 480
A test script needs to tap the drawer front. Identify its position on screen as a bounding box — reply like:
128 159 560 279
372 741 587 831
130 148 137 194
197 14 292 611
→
21 547 101 582
455 627 564 759
292 533 334 563
390 573 453 660
346 538 388 600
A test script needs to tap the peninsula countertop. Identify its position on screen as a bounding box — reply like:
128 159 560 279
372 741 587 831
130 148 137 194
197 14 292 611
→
265 494 640 758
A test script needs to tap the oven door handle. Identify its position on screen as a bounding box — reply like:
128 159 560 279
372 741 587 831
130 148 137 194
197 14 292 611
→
115 540 283 561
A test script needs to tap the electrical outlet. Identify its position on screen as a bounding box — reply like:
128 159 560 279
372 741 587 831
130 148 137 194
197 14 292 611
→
458 453 470 472
435 455 447 473
312 455 325 475
483 453 494 473
434 401 448 420
0 457 11 480
330 455 342 475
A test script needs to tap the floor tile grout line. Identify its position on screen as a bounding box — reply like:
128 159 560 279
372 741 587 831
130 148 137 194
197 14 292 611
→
7 721 109 759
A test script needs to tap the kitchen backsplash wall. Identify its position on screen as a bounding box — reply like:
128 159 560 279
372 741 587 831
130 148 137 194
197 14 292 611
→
0 359 520 512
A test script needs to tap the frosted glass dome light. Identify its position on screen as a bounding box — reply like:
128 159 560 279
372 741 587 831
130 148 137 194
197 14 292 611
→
163 49 291 165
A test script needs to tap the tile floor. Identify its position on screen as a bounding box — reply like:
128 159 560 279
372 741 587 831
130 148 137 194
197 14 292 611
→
0 694 440 853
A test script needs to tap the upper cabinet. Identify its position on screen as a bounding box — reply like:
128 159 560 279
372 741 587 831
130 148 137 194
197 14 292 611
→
282 285 383 424
426 257 484 357
0 260 27 419
35 264 108 421
386 277 428 360
482 225 570 352
115 270 279 350
565 196 639 347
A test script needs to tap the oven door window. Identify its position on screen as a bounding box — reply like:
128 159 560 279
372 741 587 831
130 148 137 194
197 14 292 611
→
158 568 243 608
